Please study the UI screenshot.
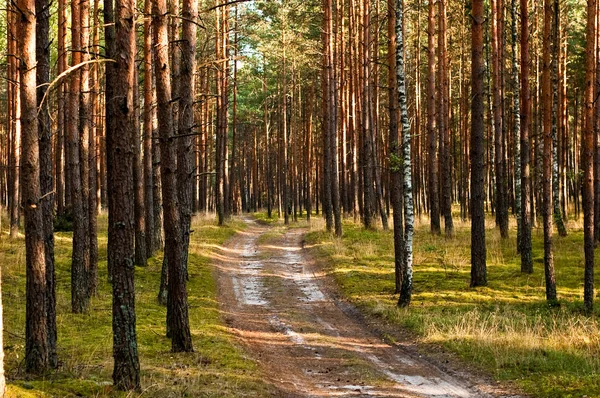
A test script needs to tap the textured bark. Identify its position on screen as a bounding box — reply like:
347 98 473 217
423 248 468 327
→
79 0 93 298
153 0 193 352
36 0 57 367
88 0 100 296
395 0 413 307
215 6 229 226
8 1 20 239
56 0 67 217
512 0 522 253
388 0 403 294
69 0 90 313
492 0 508 238
133 72 147 267
470 0 487 287
361 0 375 229
104 0 115 281
520 0 533 274
583 0 596 313
551 0 567 237
20 0 49 373
178 0 198 272
107 0 141 388
427 0 440 234
542 0 558 303
438 0 453 237
143 0 155 257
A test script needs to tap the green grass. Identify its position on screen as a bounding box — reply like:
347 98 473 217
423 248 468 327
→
305 214 600 398
1 213 274 397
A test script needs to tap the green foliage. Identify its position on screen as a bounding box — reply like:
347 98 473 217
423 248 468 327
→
305 216 600 398
1 215 274 397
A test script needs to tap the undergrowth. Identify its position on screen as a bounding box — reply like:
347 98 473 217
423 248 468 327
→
304 214 600 398
1 213 274 397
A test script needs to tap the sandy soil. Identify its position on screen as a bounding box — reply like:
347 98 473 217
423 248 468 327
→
214 217 521 398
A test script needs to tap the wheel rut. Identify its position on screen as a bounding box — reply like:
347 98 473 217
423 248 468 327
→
214 217 513 398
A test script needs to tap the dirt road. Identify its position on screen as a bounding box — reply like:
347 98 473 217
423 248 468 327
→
215 218 515 398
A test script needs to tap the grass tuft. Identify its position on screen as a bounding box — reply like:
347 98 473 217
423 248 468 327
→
305 214 600 398
1 214 273 397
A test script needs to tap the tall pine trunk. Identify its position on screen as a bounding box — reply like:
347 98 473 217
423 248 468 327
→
153 0 193 352
36 0 57 367
542 0 558 303
107 0 141 388
470 0 487 287
20 0 49 372
520 0 533 273
583 0 596 312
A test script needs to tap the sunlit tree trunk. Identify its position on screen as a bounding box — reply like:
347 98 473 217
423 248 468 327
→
396 0 413 307
20 0 49 372
470 0 487 287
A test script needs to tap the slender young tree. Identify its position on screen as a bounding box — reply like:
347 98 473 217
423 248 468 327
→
438 0 453 237
520 0 533 274
143 0 155 257
471 0 487 287
583 0 595 313
542 0 558 303
153 0 193 352
107 0 141 388
427 0 440 234
396 0 414 307
388 0 403 294
69 0 90 312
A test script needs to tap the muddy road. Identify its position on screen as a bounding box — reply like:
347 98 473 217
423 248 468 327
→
214 218 517 398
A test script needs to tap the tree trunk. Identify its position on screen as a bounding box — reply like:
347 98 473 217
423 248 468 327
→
133 71 147 267
69 0 90 312
396 0 414 307
153 0 193 352
107 0 141 388
583 0 596 313
388 0 403 294
520 0 533 274
542 0 558 303
470 0 487 287
36 0 57 367
178 0 198 274
143 0 155 257
439 0 453 237
427 0 440 234
20 0 49 372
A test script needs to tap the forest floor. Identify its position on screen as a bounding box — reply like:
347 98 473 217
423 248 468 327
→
2 214 275 397
303 214 600 398
215 215 519 398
